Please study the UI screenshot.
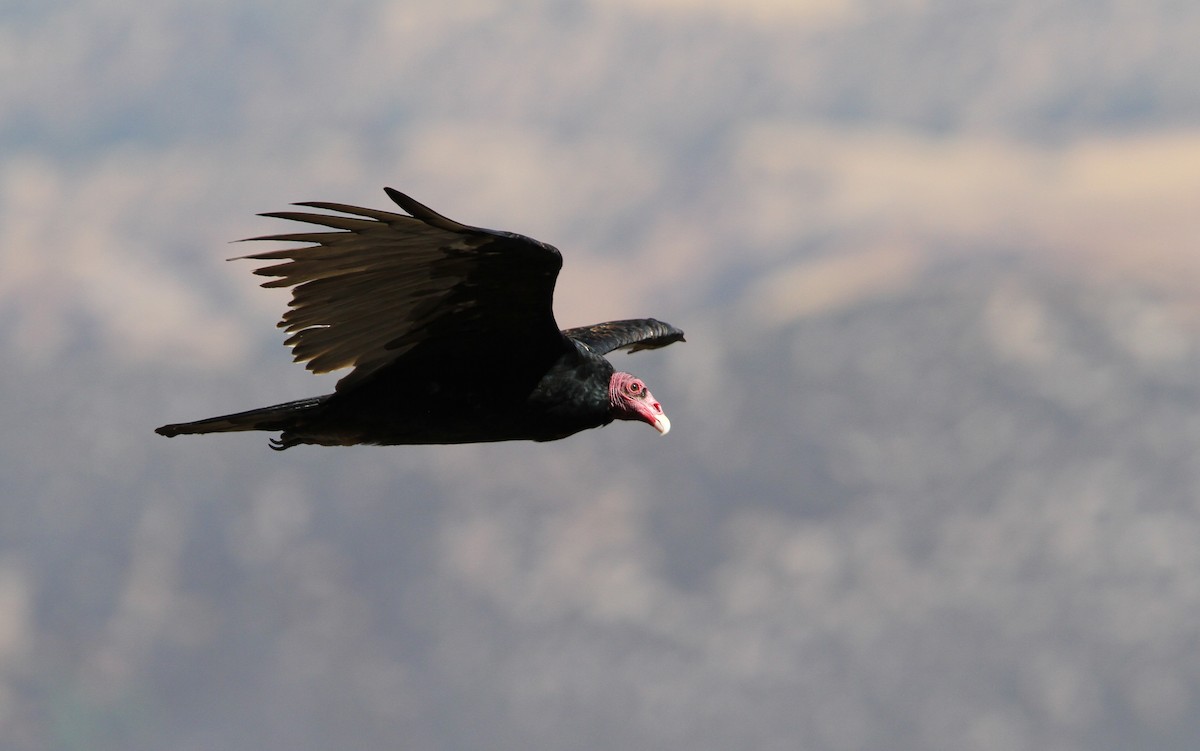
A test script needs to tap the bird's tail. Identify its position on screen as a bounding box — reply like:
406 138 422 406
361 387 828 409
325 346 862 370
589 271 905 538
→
155 396 328 438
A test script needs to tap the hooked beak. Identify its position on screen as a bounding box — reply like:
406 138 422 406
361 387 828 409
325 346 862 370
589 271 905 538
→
642 390 671 436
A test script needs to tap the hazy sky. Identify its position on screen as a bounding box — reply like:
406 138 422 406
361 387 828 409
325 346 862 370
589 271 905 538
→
5 0 1198 379
3 2 1200 750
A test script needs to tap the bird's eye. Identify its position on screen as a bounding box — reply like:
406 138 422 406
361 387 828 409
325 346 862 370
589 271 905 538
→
628 381 642 394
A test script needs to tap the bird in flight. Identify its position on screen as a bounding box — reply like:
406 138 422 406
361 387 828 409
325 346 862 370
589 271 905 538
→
156 188 684 449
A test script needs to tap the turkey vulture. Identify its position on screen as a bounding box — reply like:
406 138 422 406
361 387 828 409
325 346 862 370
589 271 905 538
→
156 188 684 449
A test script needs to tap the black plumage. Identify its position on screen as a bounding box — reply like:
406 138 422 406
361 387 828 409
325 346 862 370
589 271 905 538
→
156 188 684 449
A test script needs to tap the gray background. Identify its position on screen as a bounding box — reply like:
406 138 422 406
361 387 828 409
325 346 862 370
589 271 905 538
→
3 1 1200 749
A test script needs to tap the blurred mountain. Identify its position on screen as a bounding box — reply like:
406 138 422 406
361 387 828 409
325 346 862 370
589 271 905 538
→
5 247 1200 751
3 1 1200 750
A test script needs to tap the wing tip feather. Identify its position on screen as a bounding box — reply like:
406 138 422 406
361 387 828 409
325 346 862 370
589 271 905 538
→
383 187 475 233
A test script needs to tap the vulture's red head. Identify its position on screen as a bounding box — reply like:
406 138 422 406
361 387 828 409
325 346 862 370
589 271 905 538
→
609 372 670 435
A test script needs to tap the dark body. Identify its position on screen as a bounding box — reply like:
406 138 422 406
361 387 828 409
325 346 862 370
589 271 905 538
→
156 189 684 449
267 340 613 448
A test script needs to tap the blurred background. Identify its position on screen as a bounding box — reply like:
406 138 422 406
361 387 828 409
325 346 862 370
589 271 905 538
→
4 1 1200 749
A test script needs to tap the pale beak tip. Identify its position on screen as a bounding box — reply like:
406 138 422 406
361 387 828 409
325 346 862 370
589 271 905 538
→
653 414 671 435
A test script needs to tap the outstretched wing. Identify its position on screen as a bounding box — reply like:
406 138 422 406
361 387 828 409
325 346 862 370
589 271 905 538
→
238 188 566 390
563 318 685 355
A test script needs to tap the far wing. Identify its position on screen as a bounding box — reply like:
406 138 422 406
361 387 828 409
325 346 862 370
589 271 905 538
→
237 188 566 390
563 318 685 355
